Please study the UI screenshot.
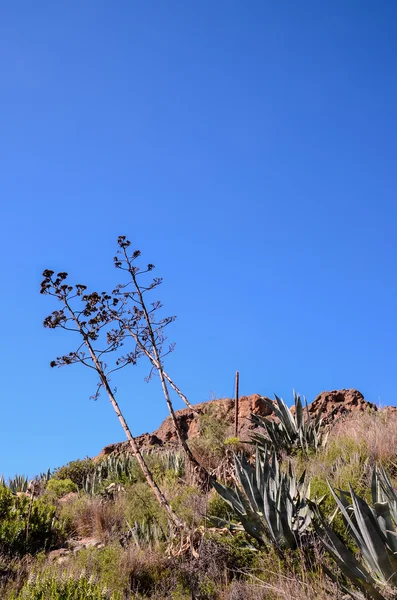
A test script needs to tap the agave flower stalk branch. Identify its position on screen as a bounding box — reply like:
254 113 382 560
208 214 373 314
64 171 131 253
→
40 270 185 531
114 237 212 487
112 313 197 413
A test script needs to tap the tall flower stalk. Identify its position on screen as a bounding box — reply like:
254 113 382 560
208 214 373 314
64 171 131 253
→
40 270 185 530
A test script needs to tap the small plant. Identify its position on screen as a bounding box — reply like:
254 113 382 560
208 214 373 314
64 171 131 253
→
371 463 397 524
251 391 328 455
9 572 122 599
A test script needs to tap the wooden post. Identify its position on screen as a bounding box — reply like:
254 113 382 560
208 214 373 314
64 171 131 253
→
234 371 240 438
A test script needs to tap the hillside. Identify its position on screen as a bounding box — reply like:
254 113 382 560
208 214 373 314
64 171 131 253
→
1 388 397 600
97 388 378 457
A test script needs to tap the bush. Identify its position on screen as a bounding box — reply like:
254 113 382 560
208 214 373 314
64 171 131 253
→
59 494 125 541
52 458 95 488
71 546 129 596
189 407 231 470
124 483 168 532
207 491 232 522
8 572 122 599
45 479 77 499
0 487 60 556
170 485 205 528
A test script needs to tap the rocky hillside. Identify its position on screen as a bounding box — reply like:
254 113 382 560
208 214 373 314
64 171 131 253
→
97 388 379 458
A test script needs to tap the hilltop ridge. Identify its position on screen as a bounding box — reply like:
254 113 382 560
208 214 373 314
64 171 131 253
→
96 388 379 459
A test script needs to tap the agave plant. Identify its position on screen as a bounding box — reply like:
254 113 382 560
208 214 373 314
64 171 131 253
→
251 392 328 454
371 464 397 524
316 475 397 600
213 448 317 551
7 474 30 494
83 450 185 496
161 450 185 477
125 518 169 549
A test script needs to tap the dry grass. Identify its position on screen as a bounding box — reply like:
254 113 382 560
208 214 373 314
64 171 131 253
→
224 547 343 600
60 495 126 541
330 408 397 465
225 577 341 600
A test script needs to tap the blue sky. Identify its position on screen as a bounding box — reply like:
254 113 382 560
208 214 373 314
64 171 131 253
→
1 1 396 478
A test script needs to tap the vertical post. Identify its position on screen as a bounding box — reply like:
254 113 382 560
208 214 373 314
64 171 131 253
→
234 371 240 438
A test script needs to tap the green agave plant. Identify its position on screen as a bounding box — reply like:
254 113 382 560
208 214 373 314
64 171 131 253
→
316 471 397 600
83 451 185 495
213 448 317 551
125 518 170 549
161 450 185 477
371 464 397 524
250 392 328 454
7 474 30 494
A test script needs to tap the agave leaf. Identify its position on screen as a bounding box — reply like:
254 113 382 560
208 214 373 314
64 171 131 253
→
274 394 296 437
295 393 304 431
373 501 397 557
235 455 261 514
315 517 386 600
212 480 245 516
350 489 397 585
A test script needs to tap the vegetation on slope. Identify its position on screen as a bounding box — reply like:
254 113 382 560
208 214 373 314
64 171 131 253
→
2 237 392 598
1 406 397 599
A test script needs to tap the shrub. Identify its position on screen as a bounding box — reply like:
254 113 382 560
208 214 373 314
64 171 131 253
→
124 483 168 533
207 491 232 522
8 572 122 599
189 407 231 470
45 479 77 499
71 546 129 596
52 458 95 488
59 494 125 541
0 487 60 556
170 485 205 528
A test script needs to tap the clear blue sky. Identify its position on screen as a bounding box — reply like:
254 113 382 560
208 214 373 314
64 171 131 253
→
1 1 396 478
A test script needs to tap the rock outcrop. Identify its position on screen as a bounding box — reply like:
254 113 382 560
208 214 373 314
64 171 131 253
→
306 389 377 425
96 388 378 458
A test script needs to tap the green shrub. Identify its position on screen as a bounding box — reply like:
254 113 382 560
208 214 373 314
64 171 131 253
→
125 483 168 531
8 572 122 599
45 478 77 499
189 408 230 469
0 487 60 556
52 458 95 488
72 546 129 596
207 491 232 522
171 485 204 528
206 532 260 571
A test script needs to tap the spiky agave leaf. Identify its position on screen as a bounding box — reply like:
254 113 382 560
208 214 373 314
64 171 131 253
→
316 475 397 599
372 465 397 525
213 449 315 551
250 392 327 455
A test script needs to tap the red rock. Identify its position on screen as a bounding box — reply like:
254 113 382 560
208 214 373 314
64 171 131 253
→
95 389 378 458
